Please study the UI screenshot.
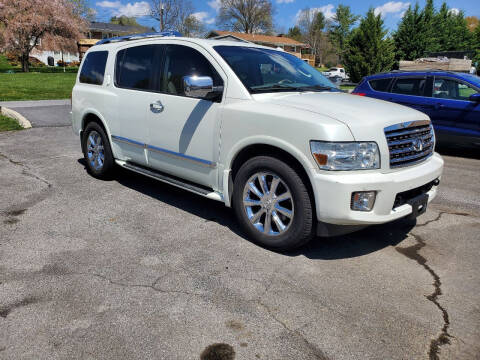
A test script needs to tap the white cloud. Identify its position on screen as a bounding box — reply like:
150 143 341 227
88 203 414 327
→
374 2 410 17
448 8 460 15
295 4 335 24
277 0 294 3
96 1 150 17
192 11 215 25
97 0 120 8
208 0 222 12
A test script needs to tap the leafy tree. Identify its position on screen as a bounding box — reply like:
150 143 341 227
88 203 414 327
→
466 16 479 32
287 26 302 42
0 0 86 72
110 16 140 26
343 9 395 83
329 5 359 62
217 0 273 34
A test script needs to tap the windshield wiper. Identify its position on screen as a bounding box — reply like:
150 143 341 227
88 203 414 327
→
250 84 337 94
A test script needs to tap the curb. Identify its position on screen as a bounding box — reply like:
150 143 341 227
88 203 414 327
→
0 106 32 129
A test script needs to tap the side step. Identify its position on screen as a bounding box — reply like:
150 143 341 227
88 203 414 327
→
120 161 223 201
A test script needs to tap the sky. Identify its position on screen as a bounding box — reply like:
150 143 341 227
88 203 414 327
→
89 0 480 33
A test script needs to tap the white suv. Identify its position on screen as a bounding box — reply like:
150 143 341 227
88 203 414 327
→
72 34 444 251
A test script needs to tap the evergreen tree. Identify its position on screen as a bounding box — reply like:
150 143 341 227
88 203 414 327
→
394 2 434 60
343 9 395 83
287 26 302 42
329 5 359 63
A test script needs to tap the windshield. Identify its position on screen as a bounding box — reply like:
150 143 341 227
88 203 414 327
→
214 45 338 94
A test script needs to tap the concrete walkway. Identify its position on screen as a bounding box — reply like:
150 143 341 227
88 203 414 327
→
0 99 71 128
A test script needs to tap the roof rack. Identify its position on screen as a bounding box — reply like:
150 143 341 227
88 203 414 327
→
95 31 182 45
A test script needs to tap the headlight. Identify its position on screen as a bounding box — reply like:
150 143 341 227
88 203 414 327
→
310 141 380 170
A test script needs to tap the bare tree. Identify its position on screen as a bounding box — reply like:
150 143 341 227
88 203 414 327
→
178 14 205 38
0 0 87 72
297 8 325 61
150 0 195 32
217 0 273 34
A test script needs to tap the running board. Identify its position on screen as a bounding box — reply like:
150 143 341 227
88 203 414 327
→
118 160 223 202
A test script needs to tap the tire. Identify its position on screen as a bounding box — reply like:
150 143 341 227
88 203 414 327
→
233 156 314 251
82 122 115 179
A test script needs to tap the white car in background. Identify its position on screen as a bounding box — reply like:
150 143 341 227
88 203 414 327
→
72 34 443 251
323 67 349 81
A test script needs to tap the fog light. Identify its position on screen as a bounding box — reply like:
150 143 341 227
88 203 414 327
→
351 191 376 211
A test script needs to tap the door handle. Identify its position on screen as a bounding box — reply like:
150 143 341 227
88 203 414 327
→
435 103 445 110
150 101 164 113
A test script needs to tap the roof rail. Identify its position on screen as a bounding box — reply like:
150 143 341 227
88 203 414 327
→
95 31 182 45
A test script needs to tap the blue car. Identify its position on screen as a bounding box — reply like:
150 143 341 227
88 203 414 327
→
353 71 480 145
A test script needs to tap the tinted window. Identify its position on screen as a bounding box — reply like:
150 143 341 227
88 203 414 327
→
433 78 478 100
391 77 426 96
162 45 222 96
369 78 392 92
79 51 108 85
115 45 158 91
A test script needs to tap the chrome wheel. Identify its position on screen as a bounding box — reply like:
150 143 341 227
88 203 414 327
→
86 130 105 171
243 172 294 236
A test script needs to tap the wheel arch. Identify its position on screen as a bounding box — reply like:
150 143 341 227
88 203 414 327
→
226 141 317 215
80 111 112 153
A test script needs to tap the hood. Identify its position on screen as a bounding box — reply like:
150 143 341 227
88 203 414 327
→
253 91 430 141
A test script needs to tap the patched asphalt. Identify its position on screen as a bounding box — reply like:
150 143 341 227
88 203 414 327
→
0 103 479 359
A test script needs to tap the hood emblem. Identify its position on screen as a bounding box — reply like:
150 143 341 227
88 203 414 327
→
412 137 423 152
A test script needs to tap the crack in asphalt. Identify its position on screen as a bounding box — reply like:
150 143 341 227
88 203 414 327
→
77 272 202 297
256 300 330 360
0 152 53 224
395 211 465 360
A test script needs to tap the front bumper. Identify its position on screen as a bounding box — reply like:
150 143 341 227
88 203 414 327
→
311 152 444 225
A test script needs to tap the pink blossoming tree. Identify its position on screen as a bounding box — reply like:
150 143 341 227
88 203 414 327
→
0 0 87 72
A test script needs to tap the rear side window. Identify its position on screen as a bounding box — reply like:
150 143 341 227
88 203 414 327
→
79 51 108 85
369 78 392 92
115 45 158 91
391 77 426 96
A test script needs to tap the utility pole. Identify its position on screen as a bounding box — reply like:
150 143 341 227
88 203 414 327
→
160 1 165 31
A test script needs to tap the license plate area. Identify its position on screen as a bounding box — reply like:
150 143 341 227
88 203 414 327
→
407 193 429 218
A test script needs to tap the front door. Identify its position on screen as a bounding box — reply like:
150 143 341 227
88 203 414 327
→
146 43 226 188
430 76 480 138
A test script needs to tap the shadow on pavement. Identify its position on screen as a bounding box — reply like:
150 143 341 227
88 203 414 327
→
78 158 415 260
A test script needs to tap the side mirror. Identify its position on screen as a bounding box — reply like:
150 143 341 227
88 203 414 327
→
183 76 223 100
469 93 480 102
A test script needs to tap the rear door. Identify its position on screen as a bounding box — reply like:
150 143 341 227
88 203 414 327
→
110 44 163 166
430 76 480 138
388 76 431 114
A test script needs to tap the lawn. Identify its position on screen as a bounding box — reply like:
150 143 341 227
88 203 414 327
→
0 73 76 101
0 114 24 131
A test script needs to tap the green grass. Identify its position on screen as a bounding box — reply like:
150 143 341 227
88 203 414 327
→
339 85 355 91
0 73 76 101
0 114 23 131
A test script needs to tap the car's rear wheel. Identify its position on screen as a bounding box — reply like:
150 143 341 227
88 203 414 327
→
233 156 314 251
82 122 115 179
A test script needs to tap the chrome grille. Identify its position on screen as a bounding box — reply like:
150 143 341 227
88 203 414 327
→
384 120 435 168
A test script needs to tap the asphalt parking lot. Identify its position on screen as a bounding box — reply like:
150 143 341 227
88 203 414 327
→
0 101 479 359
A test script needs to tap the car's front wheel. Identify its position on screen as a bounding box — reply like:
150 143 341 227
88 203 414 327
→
233 156 314 251
82 122 115 179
